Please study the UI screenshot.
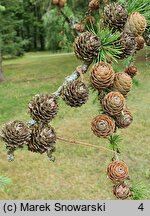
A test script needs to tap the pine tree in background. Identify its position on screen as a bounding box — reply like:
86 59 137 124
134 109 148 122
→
0 1 26 81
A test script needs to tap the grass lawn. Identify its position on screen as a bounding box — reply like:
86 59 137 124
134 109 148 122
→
0 49 150 199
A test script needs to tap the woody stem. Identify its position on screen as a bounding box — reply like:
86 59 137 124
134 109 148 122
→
57 136 117 154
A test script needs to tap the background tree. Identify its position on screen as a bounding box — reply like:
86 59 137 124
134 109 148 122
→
0 0 26 81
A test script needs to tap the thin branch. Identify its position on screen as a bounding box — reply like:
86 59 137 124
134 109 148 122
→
53 62 91 96
57 136 116 153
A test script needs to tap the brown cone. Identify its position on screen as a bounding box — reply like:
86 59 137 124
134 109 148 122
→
28 94 58 123
124 66 138 78
113 183 131 199
58 0 66 7
119 31 136 58
115 108 133 129
135 36 145 51
74 23 85 33
1 121 31 149
102 91 125 116
112 72 132 97
74 31 101 62
124 12 147 36
89 0 99 10
103 3 128 30
61 80 89 107
90 62 114 91
91 114 115 137
107 160 129 181
28 124 56 154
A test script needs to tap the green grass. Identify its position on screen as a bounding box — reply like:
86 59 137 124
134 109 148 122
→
0 49 150 199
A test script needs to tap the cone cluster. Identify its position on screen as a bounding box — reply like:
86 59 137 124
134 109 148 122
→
27 94 58 157
1 93 59 160
107 160 131 199
103 3 147 59
90 60 134 138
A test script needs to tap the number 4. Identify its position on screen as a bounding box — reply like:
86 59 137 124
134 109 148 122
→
138 203 144 211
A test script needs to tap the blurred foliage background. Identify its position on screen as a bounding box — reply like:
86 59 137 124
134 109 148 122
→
0 0 88 55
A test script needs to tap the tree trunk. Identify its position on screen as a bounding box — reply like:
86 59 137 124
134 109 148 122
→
39 32 45 50
0 51 4 82
33 26 37 50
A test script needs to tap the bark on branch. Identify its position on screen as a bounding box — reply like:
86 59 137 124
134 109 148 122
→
53 61 91 97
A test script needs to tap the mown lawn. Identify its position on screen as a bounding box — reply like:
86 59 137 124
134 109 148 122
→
0 49 150 199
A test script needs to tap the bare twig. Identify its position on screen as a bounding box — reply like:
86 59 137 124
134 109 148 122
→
53 62 91 96
57 136 116 153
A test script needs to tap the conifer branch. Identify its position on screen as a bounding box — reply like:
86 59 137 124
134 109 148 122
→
54 62 91 97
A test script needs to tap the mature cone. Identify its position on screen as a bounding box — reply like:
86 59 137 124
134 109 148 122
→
135 36 145 51
61 80 89 107
124 12 147 36
112 72 132 97
119 31 136 58
115 108 133 129
102 91 125 116
107 160 129 181
89 0 99 10
28 94 58 123
103 3 128 30
28 124 56 154
74 31 101 62
90 62 114 91
58 0 66 8
113 183 131 199
74 23 85 33
91 114 115 137
124 66 138 78
1 121 31 149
